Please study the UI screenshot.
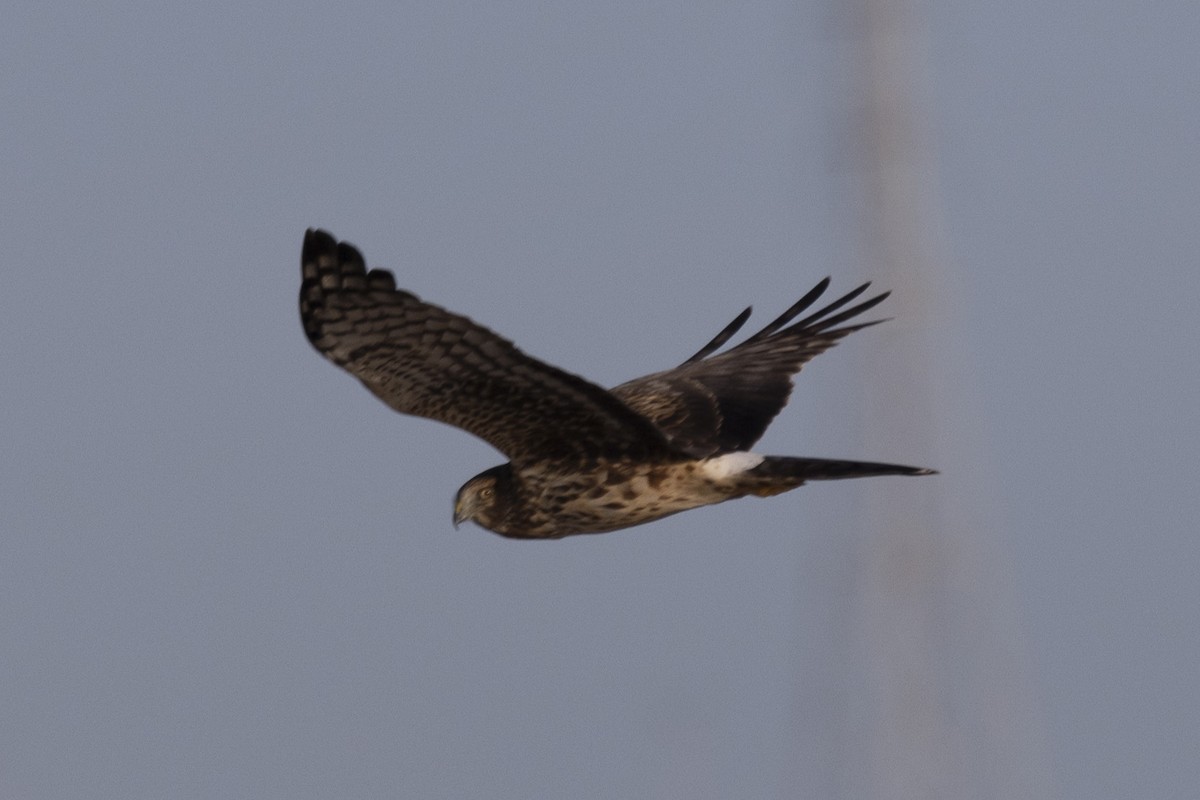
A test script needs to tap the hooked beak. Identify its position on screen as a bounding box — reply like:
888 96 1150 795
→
452 499 468 529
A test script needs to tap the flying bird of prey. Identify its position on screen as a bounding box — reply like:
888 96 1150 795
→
300 229 935 539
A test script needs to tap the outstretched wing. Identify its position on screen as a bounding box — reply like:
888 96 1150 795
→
612 279 889 456
300 229 673 466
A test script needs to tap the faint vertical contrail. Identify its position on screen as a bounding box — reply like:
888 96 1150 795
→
810 1 1056 798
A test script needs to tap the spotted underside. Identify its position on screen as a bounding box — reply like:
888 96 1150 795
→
301 229 935 538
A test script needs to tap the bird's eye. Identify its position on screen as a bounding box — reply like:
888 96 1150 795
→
480 487 494 500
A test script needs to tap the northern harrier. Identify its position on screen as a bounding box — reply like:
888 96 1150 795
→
300 229 934 539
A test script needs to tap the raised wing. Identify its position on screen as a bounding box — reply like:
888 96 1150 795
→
300 229 673 466
612 279 889 456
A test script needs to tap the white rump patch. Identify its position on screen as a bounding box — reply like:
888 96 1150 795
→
701 452 765 480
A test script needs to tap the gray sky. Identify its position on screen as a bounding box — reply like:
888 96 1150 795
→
2 2 1198 798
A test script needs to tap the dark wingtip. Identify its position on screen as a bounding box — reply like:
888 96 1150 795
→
684 305 754 363
301 229 339 268
739 277 836 346
304 227 335 246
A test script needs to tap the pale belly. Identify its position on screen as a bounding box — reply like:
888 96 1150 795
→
525 455 762 536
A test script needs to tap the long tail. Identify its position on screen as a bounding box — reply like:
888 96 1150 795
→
737 455 937 497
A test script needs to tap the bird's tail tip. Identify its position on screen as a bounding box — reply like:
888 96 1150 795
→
742 456 938 493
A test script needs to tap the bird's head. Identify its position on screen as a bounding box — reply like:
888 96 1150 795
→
453 464 514 532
